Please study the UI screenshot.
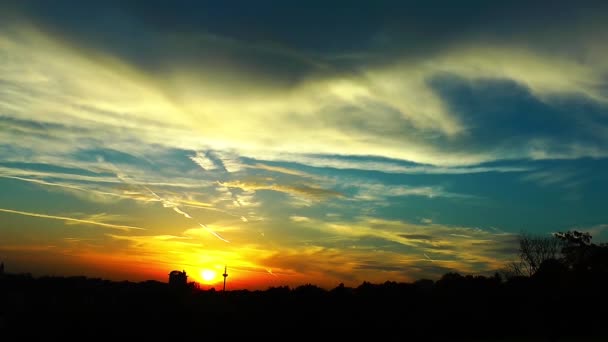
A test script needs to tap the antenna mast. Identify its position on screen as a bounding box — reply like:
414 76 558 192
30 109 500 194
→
222 265 228 292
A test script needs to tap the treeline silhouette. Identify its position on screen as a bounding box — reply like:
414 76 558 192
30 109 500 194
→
1 230 607 340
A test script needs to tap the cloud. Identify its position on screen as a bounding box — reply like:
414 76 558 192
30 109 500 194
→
290 216 311 223
172 207 192 219
0 174 124 201
304 217 517 269
220 180 343 200
251 163 314 178
0 161 213 190
245 154 531 175
0 166 121 186
1 2 608 288
522 169 580 188
189 151 218 171
0 208 145 231
399 234 434 240
183 224 240 237
351 182 470 201
1 19 607 170
63 212 132 226
189 150 244 173
561 223 608 242
213 151 244 173
0 244 57 252
0 166 226 216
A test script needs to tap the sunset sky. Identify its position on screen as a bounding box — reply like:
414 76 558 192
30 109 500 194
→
1 1 608 290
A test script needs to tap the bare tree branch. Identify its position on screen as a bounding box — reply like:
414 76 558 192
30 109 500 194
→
510 232 563 277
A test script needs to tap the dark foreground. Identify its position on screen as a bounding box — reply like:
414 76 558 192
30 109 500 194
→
1 272 607 341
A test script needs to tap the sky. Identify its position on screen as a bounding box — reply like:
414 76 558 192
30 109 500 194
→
1 1 608 290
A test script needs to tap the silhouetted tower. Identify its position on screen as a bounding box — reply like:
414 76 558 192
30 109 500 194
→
222 265 228 292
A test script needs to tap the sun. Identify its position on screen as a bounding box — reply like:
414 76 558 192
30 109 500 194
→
200 269 217 283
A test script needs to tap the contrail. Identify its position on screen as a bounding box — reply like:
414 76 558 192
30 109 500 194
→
144 178 230 243
172 207 192 219
0 175 127 199
424 253 434 262
102 161 230 243
0 208 145 231
0 174 198 206
144 186 194 219
200 223 230 243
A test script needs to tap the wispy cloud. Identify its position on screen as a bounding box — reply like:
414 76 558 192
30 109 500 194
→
248 154 532 174
250 163 314 178
0 244 57 252
352 182 471 201
63 212 132 226
189 150 244 173
0 171 220 212
562 223 608 241
290 216 311 223
298 217 517 271
2 23 606 169
0 165 212 189
220 180 344 200
214 151 244 173
189 151 218 171
522 169 581 188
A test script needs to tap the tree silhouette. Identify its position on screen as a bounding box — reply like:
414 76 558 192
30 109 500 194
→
2 230 607 339
555 230 608 274
507 232 562 277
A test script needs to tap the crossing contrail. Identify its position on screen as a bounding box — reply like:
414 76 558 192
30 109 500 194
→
103 161 230 243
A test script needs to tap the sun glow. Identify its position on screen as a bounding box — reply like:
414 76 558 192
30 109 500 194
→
201 269 217 283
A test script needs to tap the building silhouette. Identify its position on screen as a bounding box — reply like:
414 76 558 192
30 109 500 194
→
168 270 188 287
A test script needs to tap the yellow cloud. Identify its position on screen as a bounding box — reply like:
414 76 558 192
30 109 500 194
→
3 24 607 168
434 45 607 103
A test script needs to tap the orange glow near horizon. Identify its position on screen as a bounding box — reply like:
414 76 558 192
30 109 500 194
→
3 224 515 291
